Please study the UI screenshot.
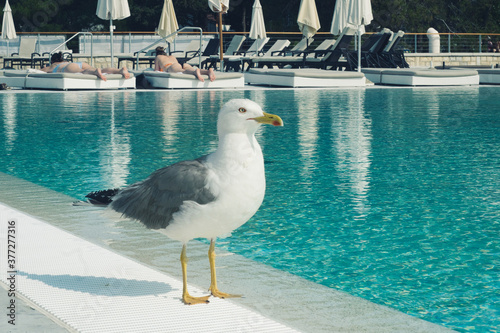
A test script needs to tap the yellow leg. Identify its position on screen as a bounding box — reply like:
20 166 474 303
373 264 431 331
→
208 239 242 299
181 244 210 305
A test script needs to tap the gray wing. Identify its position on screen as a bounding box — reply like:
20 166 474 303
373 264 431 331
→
110 156 216 229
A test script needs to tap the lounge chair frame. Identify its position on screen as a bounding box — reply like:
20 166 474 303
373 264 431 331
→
206 35 247 70
237 39 291 72
188 38 220 68
378 31 409 68
246 37 313 70
170 40 202 65
224 37 270 71
343 29 392 70
304 27 356 70
3 38 38 69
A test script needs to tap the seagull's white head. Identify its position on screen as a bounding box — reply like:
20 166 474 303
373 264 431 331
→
217 99 283 136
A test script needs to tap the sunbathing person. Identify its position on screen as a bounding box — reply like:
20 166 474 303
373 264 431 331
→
41 52 130 81
154 46 215 82
487 37 496 52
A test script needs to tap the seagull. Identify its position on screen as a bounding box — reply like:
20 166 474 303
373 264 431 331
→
85 99 283 304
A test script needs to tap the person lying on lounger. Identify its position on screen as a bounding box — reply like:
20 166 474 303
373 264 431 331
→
154 46 215 82
41 52 130 81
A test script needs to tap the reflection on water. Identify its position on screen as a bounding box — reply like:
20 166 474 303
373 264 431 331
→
0 87 498 332
100 94 131 188
296 89 320 180
158 92 181 155
333 89 372 219
1 94 17 151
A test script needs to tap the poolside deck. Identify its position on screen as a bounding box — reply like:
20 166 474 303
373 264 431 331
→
0 202 299 332
0 173 457 332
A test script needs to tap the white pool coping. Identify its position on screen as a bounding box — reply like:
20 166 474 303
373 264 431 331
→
0 172 456 332
1 202 302 332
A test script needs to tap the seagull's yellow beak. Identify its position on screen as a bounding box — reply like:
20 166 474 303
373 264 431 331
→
251 112 284 127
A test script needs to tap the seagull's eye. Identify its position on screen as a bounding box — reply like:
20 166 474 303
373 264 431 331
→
238 107 247 113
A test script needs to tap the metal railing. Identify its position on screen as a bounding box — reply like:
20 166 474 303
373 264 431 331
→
216 32 500 54
50 32 94 65
11 31 500 53
394 33 500 53
5 31 499 69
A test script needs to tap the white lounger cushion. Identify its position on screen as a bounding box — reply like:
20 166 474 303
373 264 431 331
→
245 68 366 87
143 71 244 89
476 68 500 84
0 70 136 90
0 70 30 87
362 68 479 86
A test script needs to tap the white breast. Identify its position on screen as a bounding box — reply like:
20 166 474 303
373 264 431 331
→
160 134 266 243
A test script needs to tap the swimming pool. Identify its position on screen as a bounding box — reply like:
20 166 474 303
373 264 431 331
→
0 87 498 332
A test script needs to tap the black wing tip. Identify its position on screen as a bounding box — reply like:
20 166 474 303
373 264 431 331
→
85 188 120 205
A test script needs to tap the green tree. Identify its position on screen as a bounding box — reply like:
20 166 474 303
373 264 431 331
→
9 0 500 34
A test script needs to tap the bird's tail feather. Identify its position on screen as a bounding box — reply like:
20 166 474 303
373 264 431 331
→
84 188 120 205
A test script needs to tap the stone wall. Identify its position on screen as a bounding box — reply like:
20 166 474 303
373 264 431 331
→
405 53 500 68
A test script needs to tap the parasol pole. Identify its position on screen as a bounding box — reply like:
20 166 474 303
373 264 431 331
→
218 11 224 71
357 26 361 72
110 17 115 67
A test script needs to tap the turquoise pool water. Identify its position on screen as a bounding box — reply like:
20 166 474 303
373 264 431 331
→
0 88 498 332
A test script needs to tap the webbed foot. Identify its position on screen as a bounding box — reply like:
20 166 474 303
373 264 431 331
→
209 286 242 299
182 292 210 305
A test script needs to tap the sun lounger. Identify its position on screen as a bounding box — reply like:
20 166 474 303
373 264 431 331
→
3 38 38 68
143 70 244 89
304 27 356 70
170 40 202 64
224 37 270 71
206 35 247 70
223 35 248 56
0 69 135 90
279 37 312 56
365 30 393 68
244 68 365 87
476 68 500 84
302 39 337 57
228 38 270 58
235 39 291 71
362 68 479 86
378 30 408 68
117 47 159 69
187 38 220 68
264 39 337 69
0 70 30 87
226 38 289 72
247 37 312 69
343 28 392 70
